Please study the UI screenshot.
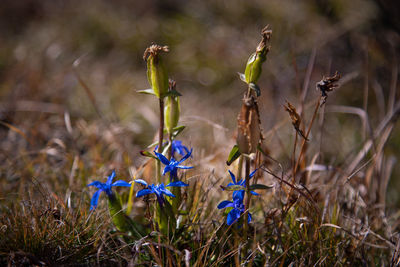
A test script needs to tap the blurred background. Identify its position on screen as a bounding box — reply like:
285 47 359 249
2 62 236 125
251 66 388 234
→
0 0 399 207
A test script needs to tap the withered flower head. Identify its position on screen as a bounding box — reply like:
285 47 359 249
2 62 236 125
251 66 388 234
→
256 25 272 55
284 101 307 140
143 45 169 61
316 71 341 106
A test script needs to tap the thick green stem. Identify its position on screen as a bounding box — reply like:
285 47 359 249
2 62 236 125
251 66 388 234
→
156 98 165 184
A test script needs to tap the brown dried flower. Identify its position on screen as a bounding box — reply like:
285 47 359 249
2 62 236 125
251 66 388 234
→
143 44 169 61
316 71 341 106
284 101 307 140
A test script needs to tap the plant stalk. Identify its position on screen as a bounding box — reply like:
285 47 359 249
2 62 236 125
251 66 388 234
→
243 157 251 240
294 96 321 176
156 98 165 184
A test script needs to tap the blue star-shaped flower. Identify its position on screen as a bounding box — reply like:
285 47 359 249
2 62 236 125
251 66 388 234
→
217 195 252 226
154 140 190 159
87 171 131 210
155 148 193 180
171 140 190 158
134 179 188 206
225 169 259 200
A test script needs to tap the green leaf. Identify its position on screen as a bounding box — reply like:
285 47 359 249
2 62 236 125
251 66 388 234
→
220 185 246 191
147 141 159 148
172 125 186 137
137 88 156 96
249 184 273 190
163 125 186 137
226 145 241 166
249 83 261 96
140 150 158 160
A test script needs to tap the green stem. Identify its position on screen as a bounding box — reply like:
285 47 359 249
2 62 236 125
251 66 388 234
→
156 98 165 184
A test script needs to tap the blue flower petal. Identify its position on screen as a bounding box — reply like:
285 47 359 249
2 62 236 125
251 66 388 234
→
166 181 189 187
249 169 258 178
90 189 103 210
136 188 154 197
172 140 189 156
155 152 170 165
248 212 252 223
87 181 104 189
176 165 194 170
179 148 193 163
228 170 236 184
217 200 233 209
112 180 131 187
163 165 174 176
250 191 259 196
159 188 175 198
233 190 245 202
134 179 148 186
227 209 241 225
106 170 116 186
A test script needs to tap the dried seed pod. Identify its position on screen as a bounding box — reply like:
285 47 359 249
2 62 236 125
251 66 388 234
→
143 44 169 99
316 71 341 106
244 25 272 84
165 80 180 134
237 96 261 154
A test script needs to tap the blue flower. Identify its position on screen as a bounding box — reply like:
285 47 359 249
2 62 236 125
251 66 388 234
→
217 195 252 226
224 170 259 200
155 148 193 180
87 171 131 210
154 140 190 159
171 140 190 158
134 179 188 206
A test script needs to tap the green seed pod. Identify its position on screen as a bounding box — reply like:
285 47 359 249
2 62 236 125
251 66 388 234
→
165 94 180 134
244 26 272 84
244 52 264 84
144 45 169 99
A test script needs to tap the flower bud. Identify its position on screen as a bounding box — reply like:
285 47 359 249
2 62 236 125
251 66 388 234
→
143 45 169 99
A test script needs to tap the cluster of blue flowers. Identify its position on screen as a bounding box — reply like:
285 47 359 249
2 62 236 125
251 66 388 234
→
218 170 258 226
87 141 192 209
135 141 192 205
